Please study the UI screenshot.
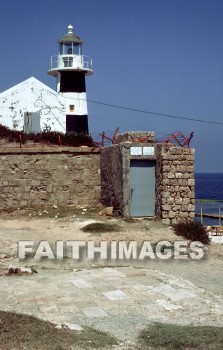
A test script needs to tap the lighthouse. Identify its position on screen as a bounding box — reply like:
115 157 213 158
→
48 25 93 135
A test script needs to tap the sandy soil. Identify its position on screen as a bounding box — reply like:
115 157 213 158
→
0 207 222 291
0 207 223 349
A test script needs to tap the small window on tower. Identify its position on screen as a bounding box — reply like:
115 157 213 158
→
63 57 73 67
70 105 75 112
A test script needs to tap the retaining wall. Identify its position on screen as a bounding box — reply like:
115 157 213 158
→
0 147 101 209
0 139 195 224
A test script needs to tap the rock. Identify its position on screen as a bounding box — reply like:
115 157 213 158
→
5 266 37 276
64 322 83 331
55 324 62 329
0 254 7 259
99 207 113 216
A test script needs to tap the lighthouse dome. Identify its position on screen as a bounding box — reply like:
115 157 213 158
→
58 25 83 44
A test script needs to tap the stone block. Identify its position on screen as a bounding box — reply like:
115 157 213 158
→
162 166 173 172
181 174 190 179
180 187 190 192
162 204 171 211
168 211 176 219
188 179 195 186
161 211 168 218
20 200 28 207
171 218 179 224
175 198 183 205
172 205 181 211
161 198 167 205
187 155 195 161
182 198 190 205
162 192 171 198
162 218 170 224
175 172 183 178
187 204 195 211
172 161 182 165
179 212 189 218
168 179 180 185
167 197 174 205
183 148 195 155
169 147 184 155
114 131 155 143
30 180 41 187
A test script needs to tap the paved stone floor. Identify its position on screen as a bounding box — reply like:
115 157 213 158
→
1 266 223 341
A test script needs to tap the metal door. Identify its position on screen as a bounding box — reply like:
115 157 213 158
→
24 112 41 134
130 160 155 216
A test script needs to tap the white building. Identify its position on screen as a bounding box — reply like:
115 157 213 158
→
0 77 66 132
0 25 93 134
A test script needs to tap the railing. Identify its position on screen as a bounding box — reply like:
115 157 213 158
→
48 55 93 71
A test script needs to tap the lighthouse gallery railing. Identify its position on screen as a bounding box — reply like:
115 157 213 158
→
48 55 93 71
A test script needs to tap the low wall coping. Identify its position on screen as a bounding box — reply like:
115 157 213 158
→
0 146 101 155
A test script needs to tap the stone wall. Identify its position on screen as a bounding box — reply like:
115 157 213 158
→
156 144 195 224
100 140 195 224
114 131 155 143
0 147 101 209
0 138 195 224
100 144 123 209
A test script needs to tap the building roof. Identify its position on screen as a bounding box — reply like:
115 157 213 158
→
58 25 83 44
0 77 66 132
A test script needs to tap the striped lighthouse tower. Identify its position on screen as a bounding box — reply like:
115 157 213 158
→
48 25 93 134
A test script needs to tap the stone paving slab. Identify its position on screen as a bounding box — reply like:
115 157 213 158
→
71 278 93 288
103 290 129 301
0 266 223 341
82 306 108 318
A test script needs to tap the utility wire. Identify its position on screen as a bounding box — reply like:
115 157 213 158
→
90 113 223 147
90 114 149 131
87 99 223 126
2 85 222 127
90 114 195 148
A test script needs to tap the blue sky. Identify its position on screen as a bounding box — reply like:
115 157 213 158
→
0 0 223 173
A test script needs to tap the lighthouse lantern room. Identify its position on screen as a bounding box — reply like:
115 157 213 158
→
48 25 93 135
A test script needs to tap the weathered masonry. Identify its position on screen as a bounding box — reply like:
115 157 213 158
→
101 132 195 224
0 132 195 224
0 147 101 209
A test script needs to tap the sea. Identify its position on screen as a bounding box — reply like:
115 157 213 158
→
195 173 223 226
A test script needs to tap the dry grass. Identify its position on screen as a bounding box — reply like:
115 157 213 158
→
0 310 118 350
138 322 223 349
81 222 123 233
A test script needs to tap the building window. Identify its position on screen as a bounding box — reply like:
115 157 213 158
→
63 57 73 67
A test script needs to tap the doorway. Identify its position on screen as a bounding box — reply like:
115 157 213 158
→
130 160 155 216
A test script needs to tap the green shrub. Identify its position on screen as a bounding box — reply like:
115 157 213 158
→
172 221 210 245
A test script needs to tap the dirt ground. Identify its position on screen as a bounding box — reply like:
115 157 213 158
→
0 207 223 349
0 207 222 286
